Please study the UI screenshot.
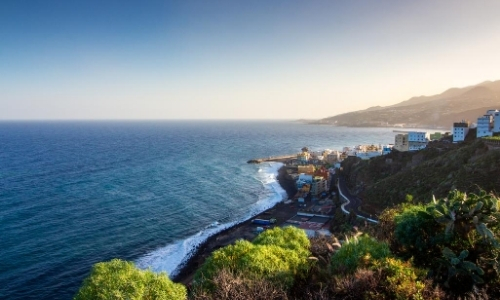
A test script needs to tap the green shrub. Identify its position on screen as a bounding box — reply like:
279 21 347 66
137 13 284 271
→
74 259 186 300
194 227 311 290
375 258 428 300
394 204 443 264
330 235 390 274
253 226 310 256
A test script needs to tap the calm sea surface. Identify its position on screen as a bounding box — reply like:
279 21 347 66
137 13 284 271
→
1 121 402 299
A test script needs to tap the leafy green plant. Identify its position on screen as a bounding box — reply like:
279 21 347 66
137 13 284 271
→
194 227 311 290
440 247 485 288
427 190 500 247
74 259 186 300
253 226 310 257
395 204 441 250
374 258 428 300
330 234 390 274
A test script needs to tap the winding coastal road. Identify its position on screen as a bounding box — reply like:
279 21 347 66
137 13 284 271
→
338 175 379 223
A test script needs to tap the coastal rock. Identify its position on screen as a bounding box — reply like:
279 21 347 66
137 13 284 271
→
247 159 262 164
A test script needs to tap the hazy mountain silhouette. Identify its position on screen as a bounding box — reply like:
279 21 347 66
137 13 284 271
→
316 80 500 128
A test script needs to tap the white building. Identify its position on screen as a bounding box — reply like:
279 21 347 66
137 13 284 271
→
477 114 494 137
408 131 430 143
353 144 383 159
453 121 470 142
408 131 430 151
494 111 500 133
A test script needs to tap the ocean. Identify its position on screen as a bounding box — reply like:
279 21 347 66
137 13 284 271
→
0 121 401 299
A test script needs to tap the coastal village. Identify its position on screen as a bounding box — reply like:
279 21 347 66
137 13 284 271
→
246 109 500 239
176 109 500 285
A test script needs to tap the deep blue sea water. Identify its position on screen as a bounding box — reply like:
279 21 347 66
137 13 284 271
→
1 121 403 299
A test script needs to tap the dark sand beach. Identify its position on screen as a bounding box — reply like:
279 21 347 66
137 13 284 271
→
173 165 302 285
173 201 300 285
172 162 336 285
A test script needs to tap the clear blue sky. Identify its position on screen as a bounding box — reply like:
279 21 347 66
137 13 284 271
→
1 1 500 120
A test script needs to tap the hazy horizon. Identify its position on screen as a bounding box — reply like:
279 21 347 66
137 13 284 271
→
2 1 500 120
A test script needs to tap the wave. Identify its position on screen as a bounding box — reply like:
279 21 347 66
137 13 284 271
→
135 162 287 278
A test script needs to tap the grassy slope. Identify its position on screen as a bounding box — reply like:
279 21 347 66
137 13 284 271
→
342 140 500 214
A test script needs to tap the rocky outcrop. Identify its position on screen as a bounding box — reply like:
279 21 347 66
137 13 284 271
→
276 167 297 199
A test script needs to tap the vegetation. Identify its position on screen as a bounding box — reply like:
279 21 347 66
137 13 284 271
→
193 227 311 291
74 259 186 300
392 204 444 265
330 234 391 274
342 139 500 214
484 136 500 141
76 189 500 299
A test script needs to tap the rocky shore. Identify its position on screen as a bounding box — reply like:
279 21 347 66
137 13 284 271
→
172 166 298 285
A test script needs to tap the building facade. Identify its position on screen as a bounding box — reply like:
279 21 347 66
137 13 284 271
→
382 145 393 155
477 114 494 137
298 165 315 175
311 176 328 196
407 131 430 151
408 131 430 143
394 134 409 152
453 121 470 142
408 142 427 151
494 111 500 133
326 151 341 164
297 152 310 164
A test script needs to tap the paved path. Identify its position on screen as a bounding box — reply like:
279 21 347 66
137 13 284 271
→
338 175 379 223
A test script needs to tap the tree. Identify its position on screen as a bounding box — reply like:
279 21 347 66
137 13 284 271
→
74 259 186 300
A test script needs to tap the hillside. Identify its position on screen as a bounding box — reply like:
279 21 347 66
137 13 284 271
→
341 139 500 215
317 80 500 128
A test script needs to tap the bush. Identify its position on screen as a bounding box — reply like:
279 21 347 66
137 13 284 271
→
194 227 311 290
375 258 429 300
332 268 383 299
74 259 186 300
394 204 443 264
330 235 391 274
253 226 310 256
190 268 289 300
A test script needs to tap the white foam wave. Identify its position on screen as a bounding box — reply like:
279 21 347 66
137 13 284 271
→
135 162 286 278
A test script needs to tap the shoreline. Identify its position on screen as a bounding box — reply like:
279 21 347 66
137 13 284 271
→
172 166 297 285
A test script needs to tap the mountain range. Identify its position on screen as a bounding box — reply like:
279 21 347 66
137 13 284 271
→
315 80 500 129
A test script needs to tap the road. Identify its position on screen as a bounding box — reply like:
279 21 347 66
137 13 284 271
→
338 175 379 222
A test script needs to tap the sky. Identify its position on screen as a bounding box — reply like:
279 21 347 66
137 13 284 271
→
1 1 500 120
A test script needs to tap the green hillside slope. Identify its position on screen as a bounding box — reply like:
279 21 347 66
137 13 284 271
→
341 140 500 215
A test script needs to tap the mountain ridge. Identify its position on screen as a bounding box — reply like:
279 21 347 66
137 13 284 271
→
316 80 500 128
